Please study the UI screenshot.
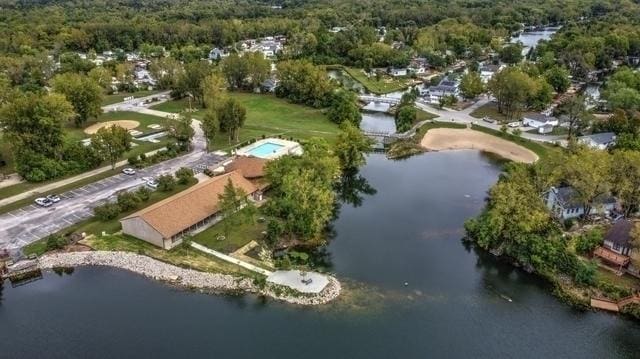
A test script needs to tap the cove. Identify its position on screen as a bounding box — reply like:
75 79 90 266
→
2 151 640 359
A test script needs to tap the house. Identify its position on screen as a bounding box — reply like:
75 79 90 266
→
578 132 617 150
390 68 408 77
120 171 258 249
603 220 635 256
423 78 460 104
261 78 279 93
479 64 504 83
522 113 559 133
208 47 228 60
408 58 429 75
545 186 616 220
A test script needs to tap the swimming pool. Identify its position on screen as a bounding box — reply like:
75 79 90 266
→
246 142 285 157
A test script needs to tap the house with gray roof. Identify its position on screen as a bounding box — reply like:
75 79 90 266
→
423 77 460 104
545 186 617 220
603 219 635 256
578 132 617 150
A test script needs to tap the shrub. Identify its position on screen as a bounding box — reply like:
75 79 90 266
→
139 153 147 161
127 155 139 166
157 174 176 192
175 167 194 184
574 261 597 286
203 168 214 177
117 191 141 211
575 229 603 255
135 186 152 201
45 234 68 251
265 220 284 246
93 202 121 221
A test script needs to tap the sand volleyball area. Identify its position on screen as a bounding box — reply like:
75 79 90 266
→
83 120 140 135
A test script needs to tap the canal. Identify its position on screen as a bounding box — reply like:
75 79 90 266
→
1 151 640 358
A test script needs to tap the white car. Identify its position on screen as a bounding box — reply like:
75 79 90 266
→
35 197 53 207
122 168 136 175
508 121 521 128
46 194 61 203
146 180 159 189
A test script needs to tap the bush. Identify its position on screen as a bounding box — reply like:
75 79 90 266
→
203 168 214 177
574 261 597 286
117 191 141 211
135 186 152 201
45 234 68 251
575 229 603 255
93 202 121 221
139 153 147 161
265 220 284 246
127 155 139 166
175 167 194 184
157 174 176 192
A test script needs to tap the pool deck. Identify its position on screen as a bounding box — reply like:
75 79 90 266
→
235 138 303 160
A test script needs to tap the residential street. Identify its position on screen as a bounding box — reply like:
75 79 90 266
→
0 95 220 252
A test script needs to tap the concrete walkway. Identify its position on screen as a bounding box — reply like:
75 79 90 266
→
190 242 273 276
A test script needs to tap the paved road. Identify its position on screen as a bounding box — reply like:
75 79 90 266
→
0 95 218 252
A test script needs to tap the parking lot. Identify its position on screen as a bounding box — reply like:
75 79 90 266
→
0 151 227 251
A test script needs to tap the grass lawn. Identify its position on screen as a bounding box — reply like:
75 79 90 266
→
596 266 640 290
191 208 267 254
101 90 161 106
151 93 341 151
415 108 439 123
469 103 510 123
470 124 560 160
342 67 410 94
526 126 569 136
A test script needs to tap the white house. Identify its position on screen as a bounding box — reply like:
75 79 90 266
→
522 113 559 134
422 78 459 104
479 64 504 83
208 47 229 60
578 132 617 150
545 186 616 220
390 68 408 77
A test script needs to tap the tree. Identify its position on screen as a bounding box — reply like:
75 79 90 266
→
217 178 251 238
499 44 523 64
88 67 112 90
220 53 249 90
117 191 141 211
150 57 183 90
217 98 246 143
488 67 536 121
175 167 194 185
611 150 640 216
201 108 220 150
562 147 611 216
157 174 177 192
51 73 103 127
575 229 603 255
459 71 484 99
165 113 195 151
175 60 211 104
335 122 373 170
395 105 416 132
275 60 334 108
93 202 121 221
91 125 132 169
544 66 571 93
555 96 590 139
327 90 362 126
245 52 271 90
201 72 227 109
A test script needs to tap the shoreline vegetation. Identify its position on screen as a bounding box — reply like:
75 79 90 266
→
39 251 342 305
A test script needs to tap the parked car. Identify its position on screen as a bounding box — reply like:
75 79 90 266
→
146 180 159 189
34 197 53 207
46 194 61 203
482 117 495 124
122 168 136 175
508 121 521 128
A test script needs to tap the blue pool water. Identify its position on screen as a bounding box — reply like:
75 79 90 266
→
248 142 284 157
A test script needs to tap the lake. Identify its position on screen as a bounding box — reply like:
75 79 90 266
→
511 27 560 56
2 151 640 359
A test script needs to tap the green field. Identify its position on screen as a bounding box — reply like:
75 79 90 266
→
469 103 510 123
191 208 267 254
341 67 410 94
152 92 341 150
101 90 161 106
65 111 167 141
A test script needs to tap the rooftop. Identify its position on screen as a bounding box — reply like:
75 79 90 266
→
579 132 616 145
225 156 268 179
122 171 257 238
605 219 634 247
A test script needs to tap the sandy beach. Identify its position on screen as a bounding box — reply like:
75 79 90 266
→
420 128 539 163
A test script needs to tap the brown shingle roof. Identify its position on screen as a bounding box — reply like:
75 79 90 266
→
122 171 257 238
225 156 268 179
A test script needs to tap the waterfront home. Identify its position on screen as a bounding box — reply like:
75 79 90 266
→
390 68 408 77
120 171 258 249
594 219 636 270
545 186 617 220
522 113 559 134
479 64 504 83
423 78 460 104
578 132 617 150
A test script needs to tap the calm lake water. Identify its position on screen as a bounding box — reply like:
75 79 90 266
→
2 151 640 359
511 27 560 56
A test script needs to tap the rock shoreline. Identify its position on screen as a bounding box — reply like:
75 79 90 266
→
38 251 341 305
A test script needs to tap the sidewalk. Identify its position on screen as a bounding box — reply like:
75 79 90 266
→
0 147 165 208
